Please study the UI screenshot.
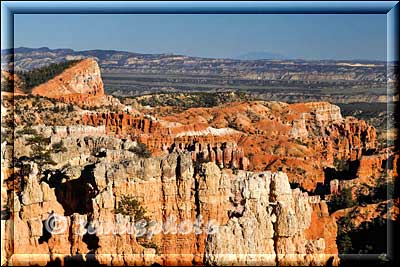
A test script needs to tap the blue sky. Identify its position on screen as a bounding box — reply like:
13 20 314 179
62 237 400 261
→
14 14 387 60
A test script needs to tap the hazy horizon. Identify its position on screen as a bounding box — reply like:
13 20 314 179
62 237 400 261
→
4 45 389 63
13 14 387 61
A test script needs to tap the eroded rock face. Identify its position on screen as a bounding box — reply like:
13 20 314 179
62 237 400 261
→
82 101 377 192
31 58 104 105
329 149 399 196
305 202 338 259
2 128 339 266
204 172 337 266
82 111 249 169
82 112 156 135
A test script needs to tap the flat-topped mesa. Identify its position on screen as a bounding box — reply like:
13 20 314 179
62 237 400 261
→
31 58 104 105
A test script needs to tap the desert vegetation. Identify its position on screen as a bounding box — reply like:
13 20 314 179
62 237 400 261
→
17 59 82 93
115 195 148 221
135 91 250 109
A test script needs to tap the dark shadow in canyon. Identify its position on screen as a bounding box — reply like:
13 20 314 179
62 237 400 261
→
290 158 360 197
324 159 360 183
43 254 105 267
82 225 100 251
42 164 99 216
38 219 52 244
338 218 399 267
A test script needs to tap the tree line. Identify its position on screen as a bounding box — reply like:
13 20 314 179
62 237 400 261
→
16 60 82 93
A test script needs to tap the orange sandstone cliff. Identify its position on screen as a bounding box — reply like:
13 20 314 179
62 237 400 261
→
82 101 377 193
31 58 104 105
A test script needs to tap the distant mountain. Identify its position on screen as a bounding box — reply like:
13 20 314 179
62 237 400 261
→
235 51 286 60
0 47 175 71
0 47 388 85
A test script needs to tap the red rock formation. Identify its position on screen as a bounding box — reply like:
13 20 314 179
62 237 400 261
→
0 53 388 266
31 58 104 105
161 101 376 191
81 100 377 192
357 155 385 180
330 149 398 195
305 202 338 257
82 112 166 135
82 112 249 169
332 199 399 228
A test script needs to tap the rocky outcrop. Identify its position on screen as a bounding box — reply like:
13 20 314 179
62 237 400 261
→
31 58 104 105
82 112 249 169
155 101 377 192
332 199 399 229
2 47 394 266
356 150 399 181
2 130 339 266
327 149 398 195
81 101 377 193
204 170 337 266
186 141 249 170
39 125 107 138
82 112 159 135
304 202 338 259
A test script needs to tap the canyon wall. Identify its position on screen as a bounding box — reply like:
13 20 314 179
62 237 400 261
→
2 128 339 266
81 101 377 192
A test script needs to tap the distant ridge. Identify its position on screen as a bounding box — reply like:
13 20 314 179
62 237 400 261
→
235 51 286 60
1 47 387 62
1 47 388 75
